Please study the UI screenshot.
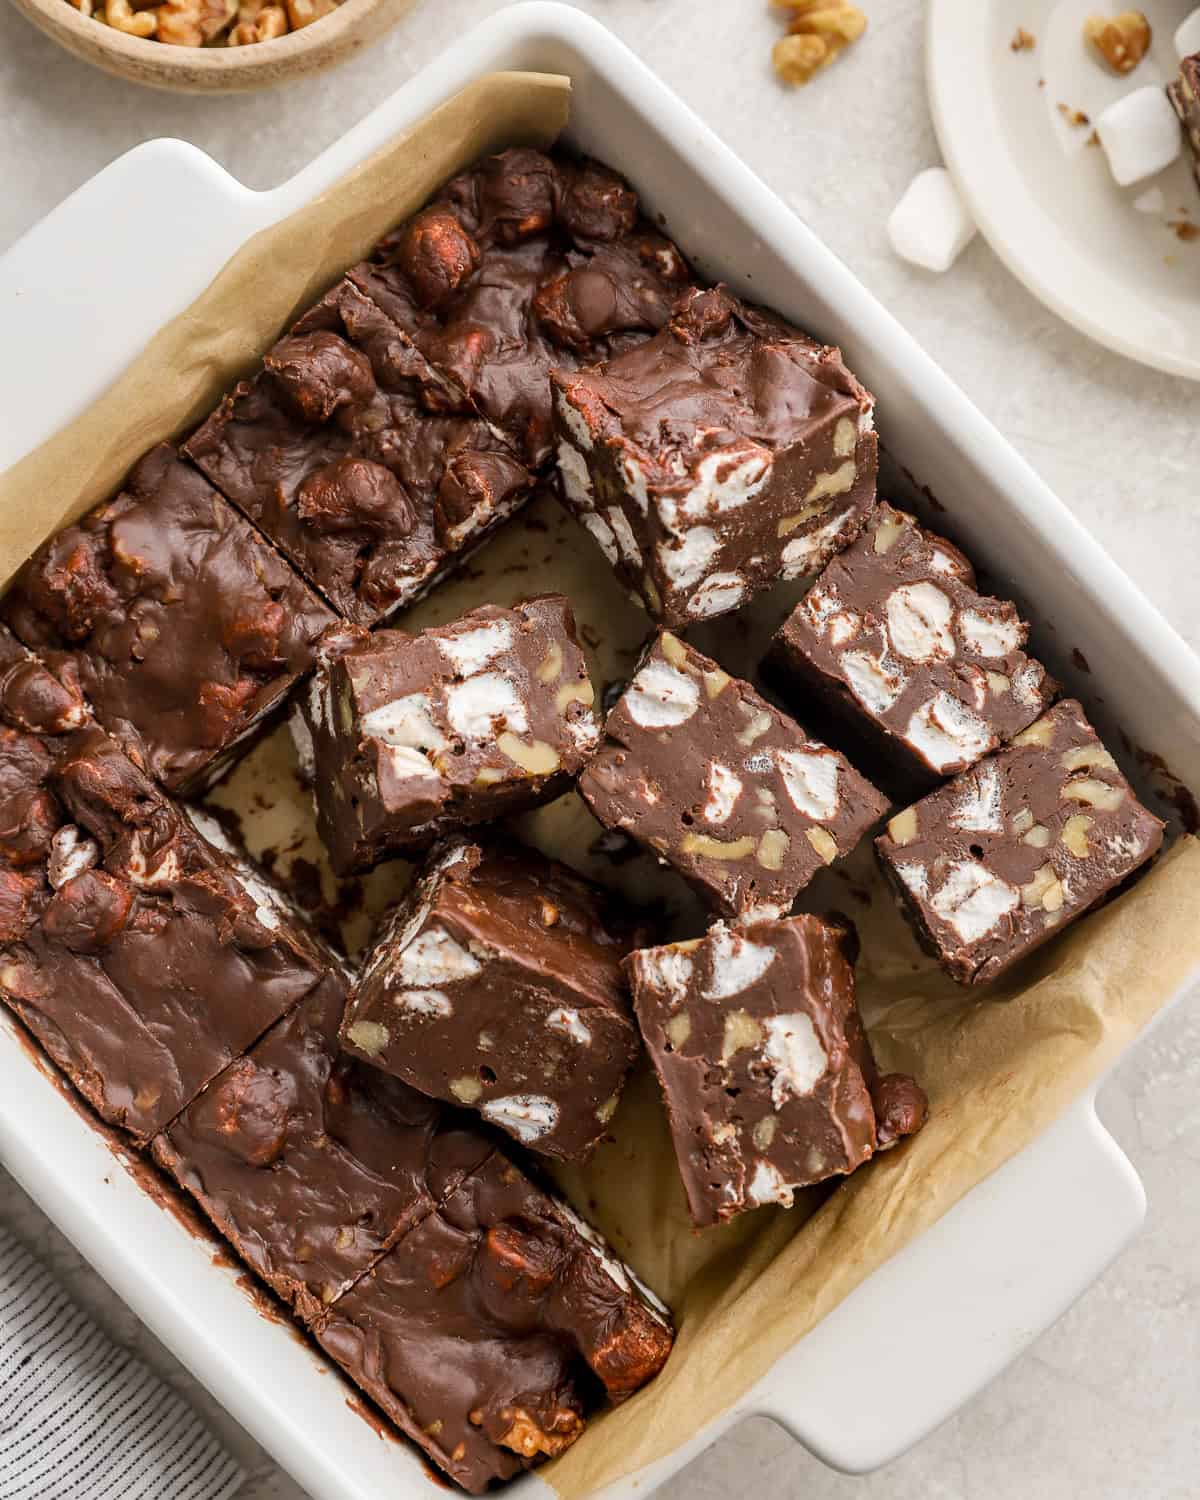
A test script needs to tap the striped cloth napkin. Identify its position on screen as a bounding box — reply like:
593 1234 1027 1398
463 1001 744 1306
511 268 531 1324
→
0 1225 244 1500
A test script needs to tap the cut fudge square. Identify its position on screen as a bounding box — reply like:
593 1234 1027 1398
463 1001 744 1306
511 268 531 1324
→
876 700 1164 985
2 444 335 794
0 729 329 1143
551 285 878 628
348 147 693 469
316 1151 674 1493
1169 54 1200 190
771 503 1056 778
295 595 600 875
184 278 533 626
340 836 642 1161
578 631 889 919
152 971 494 1323
626 914 927 1227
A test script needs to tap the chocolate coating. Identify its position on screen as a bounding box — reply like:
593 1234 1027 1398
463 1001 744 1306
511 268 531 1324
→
341 837 642 1161
551 285 877 627
579 632 889 919
1169 55 1200 192
316 1152 673 1493
771 503 1057 778
876 699 1164 984
2 445 335 795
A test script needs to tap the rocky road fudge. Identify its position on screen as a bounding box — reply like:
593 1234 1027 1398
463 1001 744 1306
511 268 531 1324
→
771 503 1056 778
628 915 926 1226
1170 53 1200 191
0 728 329 1142
349 147 693 470
551 285 877 627
185 279 532 626
579 632 889 919
341 837 641 1161
316 1151 674 1492
295 596 600 875
2 445 335 794
876 700 1164 984
152 971 494 1323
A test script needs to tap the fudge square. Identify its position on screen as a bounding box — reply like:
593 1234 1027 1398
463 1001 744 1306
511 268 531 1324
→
340 836 642 1161
771 503 1056 778
316 1151 674 1493
1169 54 1200 191
0 728 329 1143
185 277 532 626
626 915 928 1227
876 700 1164 985
2 444 335 794
295 595 600 875
152 971 494 1324
551 285 878 628
578 631 889 919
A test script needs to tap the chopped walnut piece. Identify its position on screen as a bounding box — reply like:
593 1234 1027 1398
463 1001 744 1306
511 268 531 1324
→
771 0 867 85
1084 11 1151 75
228 0 286 41
103 0 156 35
1010 26 1036 51
153 0 235 44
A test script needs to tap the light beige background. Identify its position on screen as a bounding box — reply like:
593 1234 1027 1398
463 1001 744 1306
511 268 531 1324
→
1 3 1197 1499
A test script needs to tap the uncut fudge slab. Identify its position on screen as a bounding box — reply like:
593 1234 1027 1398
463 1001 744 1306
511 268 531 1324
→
2 444 335 795
0 730 329 1142
349 147 694 469
551 285 878 628
295 595 600 875
876 700 1164 985
578 631 889 919
341 837 641 1161
771 503 1056 778
316 1151 674 1493
151 972 494 1323
184 278 532 626
1169 54 1200 191
627 915 927 1226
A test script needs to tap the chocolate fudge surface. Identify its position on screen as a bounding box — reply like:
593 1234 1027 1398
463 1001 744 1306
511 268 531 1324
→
316 1151 673 1493
771 503 1056 778
876 700 1164 985
341 836 642 1161
1169 54 1200 191
296 595 600 875
627 915 927 1227
152 971 494 1323
0 729 328 1142
551 285 878 627
185 279 532 626
578 631 889 919
2 445 335 795
349 147 693 469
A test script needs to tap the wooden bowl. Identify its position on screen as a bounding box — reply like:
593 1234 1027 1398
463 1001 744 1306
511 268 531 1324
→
10 0 416 92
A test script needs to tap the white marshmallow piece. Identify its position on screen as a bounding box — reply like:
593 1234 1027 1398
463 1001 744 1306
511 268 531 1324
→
1175 9 1200 60
886 167 977 273
1096 88 1182 187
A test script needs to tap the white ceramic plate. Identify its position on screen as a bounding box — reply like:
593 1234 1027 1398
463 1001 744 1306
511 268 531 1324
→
926 0 1200 379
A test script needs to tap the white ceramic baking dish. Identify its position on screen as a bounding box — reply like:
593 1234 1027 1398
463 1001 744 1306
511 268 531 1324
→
2 5 1199 1495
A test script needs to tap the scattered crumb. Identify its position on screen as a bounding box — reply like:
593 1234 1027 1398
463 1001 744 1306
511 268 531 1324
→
1086 129 1100 146
1011 26 1036 51
1057 102 1091 127
1037 77 1045 88
1168 220 1199 242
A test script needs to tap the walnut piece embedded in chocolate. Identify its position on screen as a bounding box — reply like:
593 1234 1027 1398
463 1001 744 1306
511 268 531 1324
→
341 837 642 1161
295 595 600 875
770 502 1057 778
876 699 1164 984
626 913 927 1227
578 631 889 919
551 285 877 627
2 445 335 795
316 1151 674 1493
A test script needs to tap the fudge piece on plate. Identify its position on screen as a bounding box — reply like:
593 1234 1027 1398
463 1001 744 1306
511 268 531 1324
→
152 971 494 1323
340 837 641 1162
578 631 888 919
550 285 877 627
185 279 532 626
770 503 1056 778
349 147 693 469
0 729 329 1142
316 1151 674 1493
876 700 1164 984
295 596 599 875
2 445 335 794
1169 53 1200 191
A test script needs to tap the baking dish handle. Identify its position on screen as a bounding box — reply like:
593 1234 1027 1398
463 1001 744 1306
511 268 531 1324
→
744 1093 1143 1473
